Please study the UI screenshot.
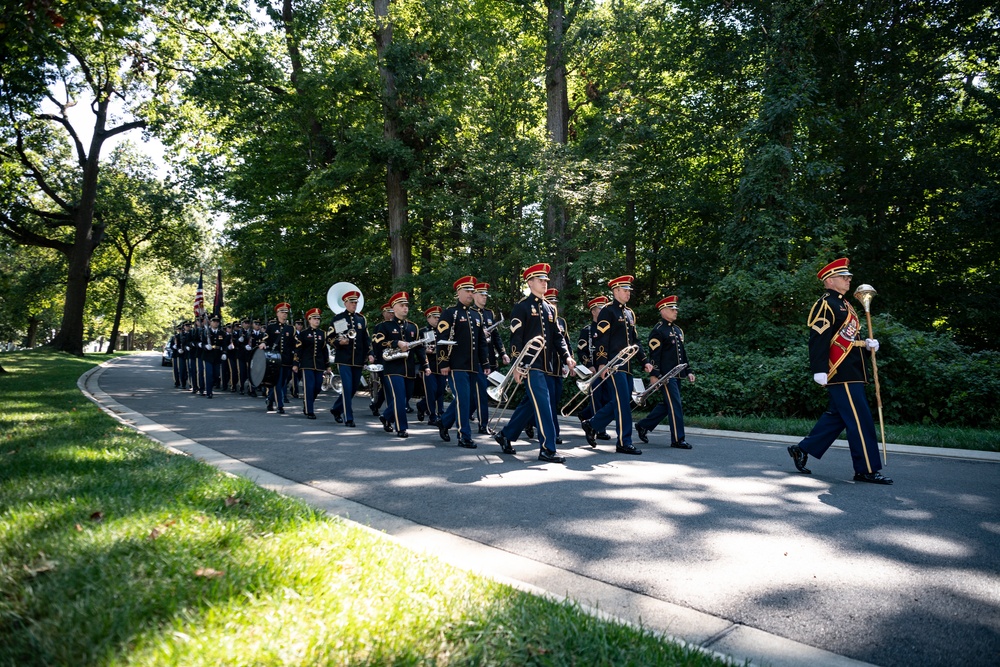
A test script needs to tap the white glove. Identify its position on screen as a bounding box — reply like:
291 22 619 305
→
813 373 828 386
245 345 251 351
221 354 227 361
866 338 880 351
185 346 190 351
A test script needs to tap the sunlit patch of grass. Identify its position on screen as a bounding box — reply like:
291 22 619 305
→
1 350 730 667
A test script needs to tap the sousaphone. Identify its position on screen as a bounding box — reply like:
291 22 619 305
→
327 281 365 315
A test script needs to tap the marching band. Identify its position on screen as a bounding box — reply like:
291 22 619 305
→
164 264 698 463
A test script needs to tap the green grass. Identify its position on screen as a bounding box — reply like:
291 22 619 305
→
0 349 729 667
683 414 1000 453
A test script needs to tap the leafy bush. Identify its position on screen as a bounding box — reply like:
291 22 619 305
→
672 315 999 429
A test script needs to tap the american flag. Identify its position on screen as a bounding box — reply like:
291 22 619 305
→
193 271 205 317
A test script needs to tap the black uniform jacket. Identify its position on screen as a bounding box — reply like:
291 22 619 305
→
594 299 647 374
577 322 598 368
204 328 228 364
508 294 571 375
329 311 371 366
264 322 296 366
436 302 489 373
648 320 690 377
476 306 507 368
420 325 442 373
373 317 427 376
807 289 868 384
294 326 330 371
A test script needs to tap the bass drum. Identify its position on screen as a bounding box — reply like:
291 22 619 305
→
250 348 282 388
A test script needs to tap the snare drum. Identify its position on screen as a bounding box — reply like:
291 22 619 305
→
250 348 282 387
363 364 384 373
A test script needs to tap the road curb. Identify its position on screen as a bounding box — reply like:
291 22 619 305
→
79 354 880 667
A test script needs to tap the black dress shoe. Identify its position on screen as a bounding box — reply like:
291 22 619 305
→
478 426 489 435
636 425 649 444
266 403 275 412
417 409 425 422
458 439 477 449
787 445 811 474
380 416 393 433
249 390 257 397
616 443 642 455
277 407 285 414
581 420 597 448
206 394 213 399
397 431 408 438
524 424 535 440
405 405 413 413
670 440 692 449
597 431 611 440
538 449 565 463
438 422 451 442
555 437 563 445
330 409 343 423
345 420 355 427
370 403 379 416
174 384 180 388
494 433 515 454
854 471 893 485
428 418 441 427
306 413 317 419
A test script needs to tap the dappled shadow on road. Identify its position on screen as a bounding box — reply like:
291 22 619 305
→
101 355 1000 667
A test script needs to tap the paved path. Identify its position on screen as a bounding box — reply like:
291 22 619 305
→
90 354 1000 667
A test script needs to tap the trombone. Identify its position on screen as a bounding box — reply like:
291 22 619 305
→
631 363 688 407
486 335 545 434
560 344 640 417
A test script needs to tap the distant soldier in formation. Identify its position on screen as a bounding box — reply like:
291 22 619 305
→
292 307 329 419
329 289 371 427
169 323 187 389
261 303 296 414
416 306 445 426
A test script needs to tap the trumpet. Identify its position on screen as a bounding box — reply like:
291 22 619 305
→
560 344 640 417
321 370 343 395
487 335 545 434
382 331 436 361
631 363 688 407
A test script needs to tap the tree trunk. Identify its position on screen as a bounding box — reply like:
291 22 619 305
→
545 0 570 290
26 316 40 348
48 94 115 356
106 262 130 354
374 0 413 281
625 199 637 278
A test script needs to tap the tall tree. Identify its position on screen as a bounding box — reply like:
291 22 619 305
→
0 1 173 355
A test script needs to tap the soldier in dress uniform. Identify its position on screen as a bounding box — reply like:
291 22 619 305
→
436 276 490 448
328 289 372 427
470 282 509 434
289 318 304 398
416 306 445 425
787 258 892 484
184 318 200 395
233 318 252 394
169 323 187 389
576 296 612 440
260 303 296 414
203 314 228 398
221 322 235 391
372 292 426 438
192 314 208 395
368 302 394 416
292 308 330 419
492 263 575 463
581 275 653 455
543 288 572 444
635 296 696 449
247 319 266 397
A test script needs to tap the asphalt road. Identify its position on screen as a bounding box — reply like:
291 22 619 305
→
102 355 1000 667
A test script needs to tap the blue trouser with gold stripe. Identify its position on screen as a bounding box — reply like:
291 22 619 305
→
440 370 476 442
798 382 882 474
332 365 363 421
502 369 558 453
381 374 408 432
589 371 635 448
637 377 685 444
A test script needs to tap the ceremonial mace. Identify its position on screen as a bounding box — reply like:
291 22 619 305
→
853 284 887 462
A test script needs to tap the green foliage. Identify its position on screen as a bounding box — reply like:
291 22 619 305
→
677 315 1000 429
